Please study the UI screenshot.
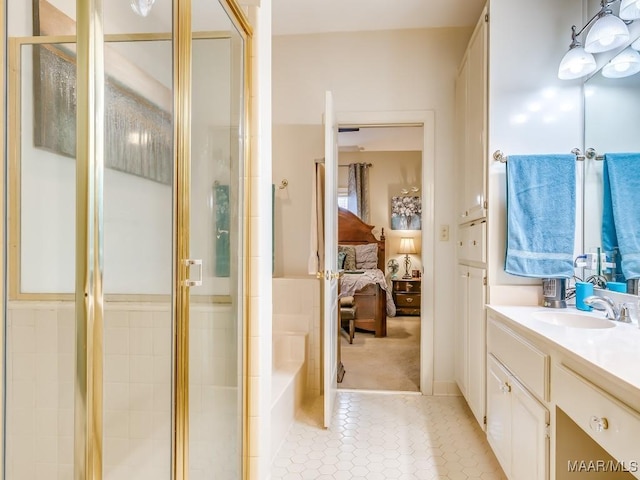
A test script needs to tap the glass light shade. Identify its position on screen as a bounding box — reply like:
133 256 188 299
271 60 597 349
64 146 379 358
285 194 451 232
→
602 47 640 78
584 14 630 53
398 238 416 254
131 0 156 17
620 0 640 20
558 46 597 79
632 36 640 51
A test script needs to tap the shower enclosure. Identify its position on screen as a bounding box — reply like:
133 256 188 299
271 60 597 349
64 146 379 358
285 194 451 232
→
2 0 250 478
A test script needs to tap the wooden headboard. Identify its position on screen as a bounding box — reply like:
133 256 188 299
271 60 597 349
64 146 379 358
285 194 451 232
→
337 207 386 271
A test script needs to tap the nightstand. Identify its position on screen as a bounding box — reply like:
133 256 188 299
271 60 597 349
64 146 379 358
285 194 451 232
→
392 279 421 316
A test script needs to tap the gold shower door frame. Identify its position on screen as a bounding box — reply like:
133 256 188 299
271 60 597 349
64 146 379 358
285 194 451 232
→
2 0 253 478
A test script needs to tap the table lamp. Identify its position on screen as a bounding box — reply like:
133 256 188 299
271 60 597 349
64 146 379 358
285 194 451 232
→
398 237 416 279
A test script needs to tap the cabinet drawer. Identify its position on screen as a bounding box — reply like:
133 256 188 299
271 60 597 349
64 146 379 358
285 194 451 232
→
487 317 549 401
395 293 420 308
458 221 486 263
553 363 640 478
393 280 421 293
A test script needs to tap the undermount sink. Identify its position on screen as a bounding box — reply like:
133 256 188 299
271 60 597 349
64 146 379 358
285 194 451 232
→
531 311 616 329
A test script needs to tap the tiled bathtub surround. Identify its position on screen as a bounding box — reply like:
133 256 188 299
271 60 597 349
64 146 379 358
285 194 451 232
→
5 301 238 480
272 278 320 396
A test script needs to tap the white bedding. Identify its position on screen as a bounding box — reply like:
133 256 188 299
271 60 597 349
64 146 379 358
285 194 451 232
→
339 269 396 317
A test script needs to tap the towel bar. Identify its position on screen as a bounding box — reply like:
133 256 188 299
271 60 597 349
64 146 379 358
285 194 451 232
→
493 148 589 163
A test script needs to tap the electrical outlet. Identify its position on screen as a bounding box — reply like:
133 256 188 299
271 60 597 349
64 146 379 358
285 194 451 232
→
439 224 449 241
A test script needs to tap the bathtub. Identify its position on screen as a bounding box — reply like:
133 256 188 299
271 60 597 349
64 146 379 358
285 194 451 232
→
270 316 309 460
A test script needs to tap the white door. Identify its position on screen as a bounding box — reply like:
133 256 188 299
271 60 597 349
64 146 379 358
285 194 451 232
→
323 91 339 428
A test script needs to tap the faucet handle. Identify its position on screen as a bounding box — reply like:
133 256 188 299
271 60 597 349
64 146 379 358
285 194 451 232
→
619 304 633 323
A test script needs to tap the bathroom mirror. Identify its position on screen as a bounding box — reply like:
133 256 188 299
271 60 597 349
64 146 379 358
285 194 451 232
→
583 26 640 288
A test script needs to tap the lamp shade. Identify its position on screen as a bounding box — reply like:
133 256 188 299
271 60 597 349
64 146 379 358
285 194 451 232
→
620 0 640 20
632 36 640 51
558 46 597 79
602 47 640 78
584 13 630 53
398 238 416 255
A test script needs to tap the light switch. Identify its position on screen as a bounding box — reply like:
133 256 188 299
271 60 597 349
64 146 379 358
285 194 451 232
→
439 225 449 241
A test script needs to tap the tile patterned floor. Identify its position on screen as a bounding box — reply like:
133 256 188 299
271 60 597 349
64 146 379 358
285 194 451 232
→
271 391 507 480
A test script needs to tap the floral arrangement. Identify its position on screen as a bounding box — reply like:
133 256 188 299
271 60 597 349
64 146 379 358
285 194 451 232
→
391 196 421 230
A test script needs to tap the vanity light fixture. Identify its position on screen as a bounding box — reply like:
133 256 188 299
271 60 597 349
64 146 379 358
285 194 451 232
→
131 0 156 17
558 0 635 79
620 0 640 20
558 28 597 80
632 36 640 50
602 46 640 77
585 9 629 53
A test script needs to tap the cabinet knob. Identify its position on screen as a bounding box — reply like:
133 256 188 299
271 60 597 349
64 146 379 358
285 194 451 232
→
472 240 477 246
500 382 511 393
406 297 413 303
589 416 608 432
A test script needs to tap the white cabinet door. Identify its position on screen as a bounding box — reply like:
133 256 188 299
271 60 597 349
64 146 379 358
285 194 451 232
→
511 377 549 480
455 57 469 222
467 266 486 428
465 9 487 222
455 265 469 397
486 354 512 477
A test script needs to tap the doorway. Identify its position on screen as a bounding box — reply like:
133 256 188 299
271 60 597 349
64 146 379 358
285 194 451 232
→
333 111 436 396
336 126 423 392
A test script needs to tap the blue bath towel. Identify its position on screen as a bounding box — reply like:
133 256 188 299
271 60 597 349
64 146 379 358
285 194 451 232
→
602 153 640 280
505 154 576 278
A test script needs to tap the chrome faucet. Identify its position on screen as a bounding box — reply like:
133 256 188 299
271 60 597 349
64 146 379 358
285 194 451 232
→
583 295 628 322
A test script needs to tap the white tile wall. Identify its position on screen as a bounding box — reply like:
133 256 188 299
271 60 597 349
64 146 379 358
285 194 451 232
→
5 301 241 480
273 278 321 397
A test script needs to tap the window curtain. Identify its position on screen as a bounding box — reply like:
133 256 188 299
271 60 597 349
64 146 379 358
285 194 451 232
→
347 163 370 223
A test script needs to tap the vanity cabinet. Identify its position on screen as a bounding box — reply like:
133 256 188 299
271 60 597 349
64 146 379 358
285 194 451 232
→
455 265 486 428
486 316 550 480
455 6 487 224
487 354 549 480
553 363 640 480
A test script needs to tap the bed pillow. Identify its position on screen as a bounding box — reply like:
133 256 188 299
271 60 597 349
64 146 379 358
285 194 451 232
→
338 245 357 270
338 251 347 270
354 243 378 270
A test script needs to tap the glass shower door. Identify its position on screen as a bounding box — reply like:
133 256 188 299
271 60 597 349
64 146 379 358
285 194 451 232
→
188 3 246 477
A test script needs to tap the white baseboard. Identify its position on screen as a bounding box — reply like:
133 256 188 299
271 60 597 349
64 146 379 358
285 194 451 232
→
432 381 462 396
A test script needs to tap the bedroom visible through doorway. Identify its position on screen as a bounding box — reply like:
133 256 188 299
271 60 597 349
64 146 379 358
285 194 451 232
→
337 125 423 393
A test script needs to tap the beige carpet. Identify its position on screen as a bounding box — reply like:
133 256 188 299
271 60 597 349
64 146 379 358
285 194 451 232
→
338 315 420 392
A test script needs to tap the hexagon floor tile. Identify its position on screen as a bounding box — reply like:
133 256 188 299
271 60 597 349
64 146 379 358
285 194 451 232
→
271 392 507 480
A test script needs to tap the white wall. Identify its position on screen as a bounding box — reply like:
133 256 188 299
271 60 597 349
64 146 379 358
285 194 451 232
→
487 0 584 292
272 27 472 387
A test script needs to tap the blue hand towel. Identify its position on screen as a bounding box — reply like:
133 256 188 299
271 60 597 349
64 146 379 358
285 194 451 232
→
601 153 640 280
505 154 576 278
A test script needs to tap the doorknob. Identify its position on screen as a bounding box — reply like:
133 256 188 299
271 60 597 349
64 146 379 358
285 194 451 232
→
183 259 203 287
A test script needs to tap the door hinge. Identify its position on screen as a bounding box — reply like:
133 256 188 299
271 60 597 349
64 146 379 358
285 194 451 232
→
483 276 487 286
483 200 488 209
545 423 551 438
485 13 489 22
483 415 487 425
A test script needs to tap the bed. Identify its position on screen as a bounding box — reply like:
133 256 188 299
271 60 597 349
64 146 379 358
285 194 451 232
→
338 207 396 338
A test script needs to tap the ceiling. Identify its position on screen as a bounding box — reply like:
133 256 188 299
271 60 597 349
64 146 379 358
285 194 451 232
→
271 0 486 36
